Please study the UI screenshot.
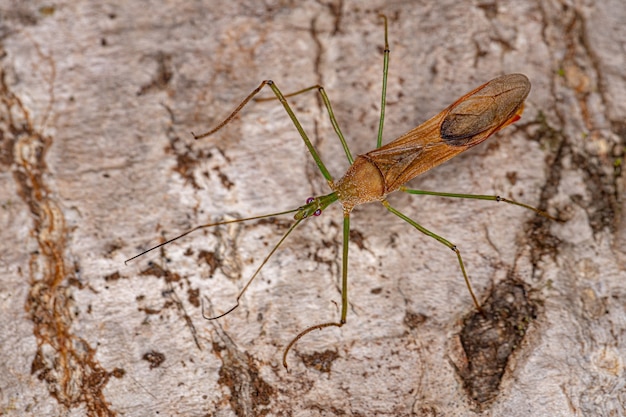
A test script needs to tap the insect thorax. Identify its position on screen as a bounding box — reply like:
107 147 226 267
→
333 155 387 212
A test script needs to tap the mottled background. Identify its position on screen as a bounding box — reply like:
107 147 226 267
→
0 1 624 416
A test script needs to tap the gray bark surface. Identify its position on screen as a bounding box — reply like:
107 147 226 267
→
0 1 624 416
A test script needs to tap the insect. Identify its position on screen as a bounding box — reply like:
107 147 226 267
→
127 16 552 369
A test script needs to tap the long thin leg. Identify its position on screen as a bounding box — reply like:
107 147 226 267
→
192 80 335 184
376 14 390 149
381 200 482 311
282 213 350 369
256 84 354 164
400 187 557 220
202 217 305 320
254 15 392 160
125 208 300 264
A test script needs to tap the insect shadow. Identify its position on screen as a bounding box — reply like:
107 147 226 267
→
127 15 554 369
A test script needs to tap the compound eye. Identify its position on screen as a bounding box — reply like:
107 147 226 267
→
313 209 322 216
306 197 315 204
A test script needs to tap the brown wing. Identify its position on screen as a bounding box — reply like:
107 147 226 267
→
440 74 530 146
366 74 530 192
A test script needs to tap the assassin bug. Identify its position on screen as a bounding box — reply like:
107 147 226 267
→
127 15 551 368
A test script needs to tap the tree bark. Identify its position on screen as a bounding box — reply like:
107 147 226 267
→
1 1 624 416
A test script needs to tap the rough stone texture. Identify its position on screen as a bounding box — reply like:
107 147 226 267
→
0 1 624 416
